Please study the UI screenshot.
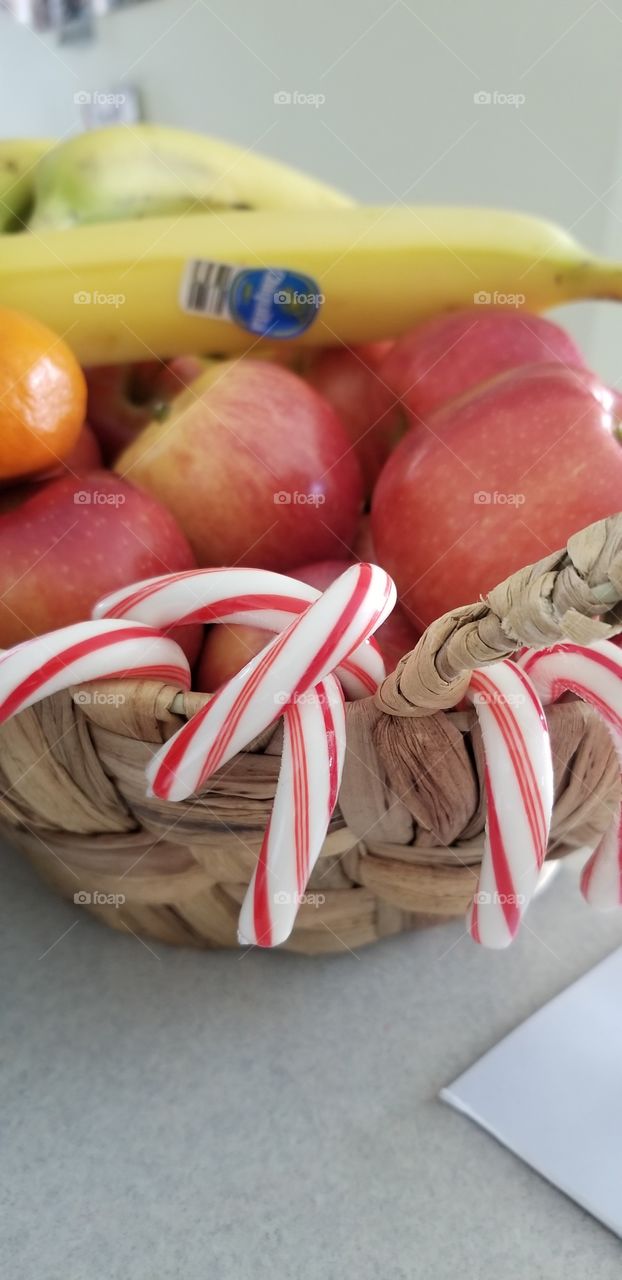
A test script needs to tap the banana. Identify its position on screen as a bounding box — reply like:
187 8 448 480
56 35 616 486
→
27 124 352 230
1 204 620 365
0 137 54 232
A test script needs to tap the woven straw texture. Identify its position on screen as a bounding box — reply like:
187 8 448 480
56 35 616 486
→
1 514 621 954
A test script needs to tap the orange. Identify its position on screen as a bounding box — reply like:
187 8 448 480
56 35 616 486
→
0 307 86 481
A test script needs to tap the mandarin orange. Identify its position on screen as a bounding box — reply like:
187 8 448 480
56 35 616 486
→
0 307 86 480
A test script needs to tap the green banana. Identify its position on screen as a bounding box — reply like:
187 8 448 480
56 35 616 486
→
28 123 352 230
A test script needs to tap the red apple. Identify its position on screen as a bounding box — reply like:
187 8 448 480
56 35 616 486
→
376 310 586 427
85 355 206 463
303 342 404 493
195 623 268 692
116 360 364 572
372 363 622 630
0 470 198 649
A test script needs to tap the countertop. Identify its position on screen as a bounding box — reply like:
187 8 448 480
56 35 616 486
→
2 843 622 1280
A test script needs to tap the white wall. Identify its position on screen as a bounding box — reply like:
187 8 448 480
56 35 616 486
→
2 0 622 377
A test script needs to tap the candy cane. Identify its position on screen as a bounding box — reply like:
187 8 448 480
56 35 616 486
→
238 673 346 948
97 563 393 948
520 641 622 909
465 659 554 949
147 562 395 802
93 567 384 699
0 619 190 724
142 563 393 947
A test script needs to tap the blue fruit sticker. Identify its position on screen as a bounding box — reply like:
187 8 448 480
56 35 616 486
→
179 259 324 339
229 268 323 338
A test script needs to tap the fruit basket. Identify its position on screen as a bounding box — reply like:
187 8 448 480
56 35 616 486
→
1 126 622 955
1 515 620 955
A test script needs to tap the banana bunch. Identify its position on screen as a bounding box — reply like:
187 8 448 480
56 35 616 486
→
26 124 353 229
0 202 620 365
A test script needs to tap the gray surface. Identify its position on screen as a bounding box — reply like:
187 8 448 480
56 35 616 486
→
2 844 622 1280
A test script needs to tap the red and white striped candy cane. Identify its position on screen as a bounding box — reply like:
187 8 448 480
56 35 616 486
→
238 673 346 948
0 619 190 724
98 563 393 948
146 563 395 802
94 567 384 699
520 641 622 909
465 659 554 949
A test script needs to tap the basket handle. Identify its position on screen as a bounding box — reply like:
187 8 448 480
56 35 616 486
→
375 513 622 717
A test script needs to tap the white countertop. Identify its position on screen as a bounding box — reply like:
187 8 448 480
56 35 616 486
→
3 843 622 1280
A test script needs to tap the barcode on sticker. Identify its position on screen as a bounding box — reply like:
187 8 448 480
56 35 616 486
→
179 259 239 319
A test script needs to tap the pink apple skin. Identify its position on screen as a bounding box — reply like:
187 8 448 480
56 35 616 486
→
372 363 622 631
116 360 364 573
195 623 268 692
0 470 198 649
304 342 404 494
86 356 206 463
375 310 586 427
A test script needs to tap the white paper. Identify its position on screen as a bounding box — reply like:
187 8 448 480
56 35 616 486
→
441 947 622 1236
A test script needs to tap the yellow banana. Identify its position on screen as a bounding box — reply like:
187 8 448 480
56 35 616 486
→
0 137 54 231
27 124 352 230
1 204 620 364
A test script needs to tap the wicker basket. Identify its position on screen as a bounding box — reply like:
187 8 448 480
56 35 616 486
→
1 515 621 954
